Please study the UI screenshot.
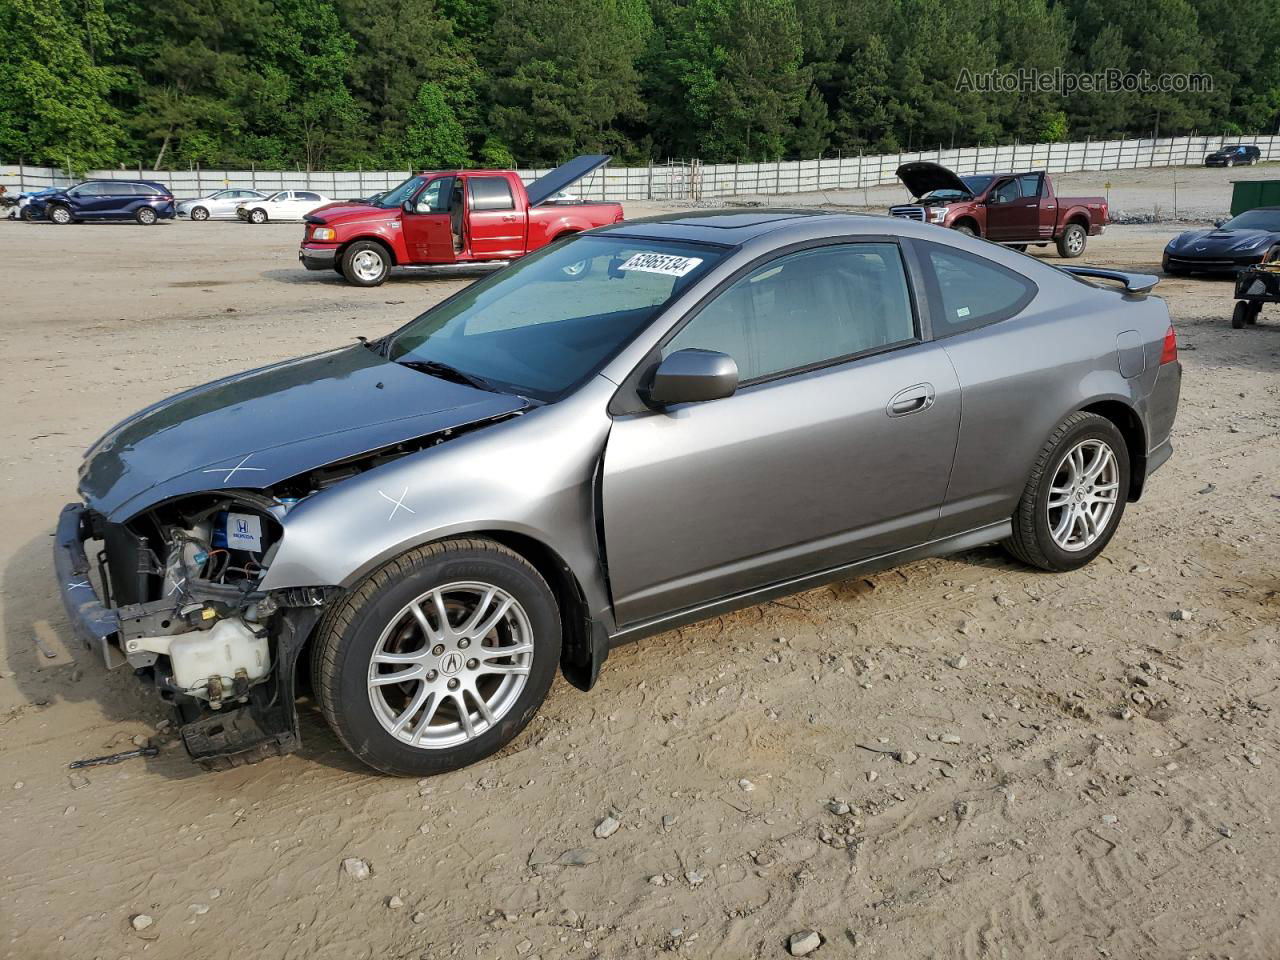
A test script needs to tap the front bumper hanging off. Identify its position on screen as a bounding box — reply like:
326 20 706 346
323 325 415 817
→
54 502 125 667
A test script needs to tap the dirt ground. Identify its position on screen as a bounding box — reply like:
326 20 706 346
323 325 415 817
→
1 180 1278 960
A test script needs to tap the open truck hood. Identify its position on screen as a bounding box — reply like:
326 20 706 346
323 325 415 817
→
79 345 529 521
526 155 611 207
895 161 975 199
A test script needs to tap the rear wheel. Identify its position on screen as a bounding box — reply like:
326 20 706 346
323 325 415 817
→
190 206 210 221
1056 223 1086 258
311 539 562 776
1005 412 1129 572
135 206 157 225
1232 301 1249 329
341 240 391 286
1248 302 1262 324
48 204 72 225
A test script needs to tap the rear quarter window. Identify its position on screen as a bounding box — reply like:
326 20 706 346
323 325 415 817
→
918 241 1037 335
469 176 515 211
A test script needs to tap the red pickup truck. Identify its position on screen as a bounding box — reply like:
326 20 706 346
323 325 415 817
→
890 162 1107 258
300 155 624 286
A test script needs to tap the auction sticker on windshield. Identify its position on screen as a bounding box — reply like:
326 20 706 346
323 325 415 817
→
619 252 704 277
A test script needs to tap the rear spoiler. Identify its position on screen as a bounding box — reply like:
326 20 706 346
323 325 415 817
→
1060 266 1159 294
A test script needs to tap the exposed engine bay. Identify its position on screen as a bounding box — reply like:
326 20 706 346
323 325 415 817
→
70 431 494 769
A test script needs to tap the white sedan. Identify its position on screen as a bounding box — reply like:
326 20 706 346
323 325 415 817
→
236 190 332 224
178 188 268 220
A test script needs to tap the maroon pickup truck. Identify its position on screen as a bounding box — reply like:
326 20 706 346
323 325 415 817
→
890 162 1108 258
301 155 624 286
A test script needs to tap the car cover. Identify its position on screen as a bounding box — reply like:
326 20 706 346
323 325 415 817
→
525 155 611 207
895 161 975 199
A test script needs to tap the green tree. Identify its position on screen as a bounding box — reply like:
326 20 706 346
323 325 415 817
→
0 0 123 169
338 0 482 166
404 81 469 168
487 0 651 164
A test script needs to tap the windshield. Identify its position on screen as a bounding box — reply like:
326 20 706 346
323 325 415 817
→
388 235 726 400
1221 210 1280 231
375 176 426 209
920 175 993 202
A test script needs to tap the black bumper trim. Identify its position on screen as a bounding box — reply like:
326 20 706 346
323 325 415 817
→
299 246 338 270
54 503 124 667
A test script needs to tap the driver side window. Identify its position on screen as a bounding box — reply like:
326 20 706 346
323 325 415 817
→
664 243 917 383
990 179 1021 204
414 177 453 213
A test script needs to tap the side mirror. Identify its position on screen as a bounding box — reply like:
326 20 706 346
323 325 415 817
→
1214 219 1225 228
402 199 414 213
645 349 738 407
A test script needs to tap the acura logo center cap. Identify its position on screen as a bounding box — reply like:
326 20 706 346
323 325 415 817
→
440 651 464 676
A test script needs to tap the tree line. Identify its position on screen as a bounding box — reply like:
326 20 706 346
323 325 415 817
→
1 0 1276 173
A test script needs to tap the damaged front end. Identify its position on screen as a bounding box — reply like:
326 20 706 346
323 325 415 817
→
58 492 329 769
55 343 532 769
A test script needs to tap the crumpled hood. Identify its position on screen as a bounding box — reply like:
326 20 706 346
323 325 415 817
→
1168 228 1278 253
80 345 529 521
896 162 974 199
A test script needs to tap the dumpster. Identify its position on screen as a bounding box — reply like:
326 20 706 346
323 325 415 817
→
1230 179 1280 217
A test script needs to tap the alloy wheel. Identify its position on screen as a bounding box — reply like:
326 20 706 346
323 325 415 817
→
366 581 534 750
1046 438 1119 552
1066 230 1084 255
350 249 386 283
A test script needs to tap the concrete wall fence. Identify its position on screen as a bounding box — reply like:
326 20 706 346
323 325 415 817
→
4 134 1277 203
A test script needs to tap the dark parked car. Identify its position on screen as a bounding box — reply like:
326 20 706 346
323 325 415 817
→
1205 145 1261 167
56 211 1181 776
27 179 175 225
1163 207 1280 275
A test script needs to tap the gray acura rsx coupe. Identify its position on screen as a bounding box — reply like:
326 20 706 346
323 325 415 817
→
55 211 1181 775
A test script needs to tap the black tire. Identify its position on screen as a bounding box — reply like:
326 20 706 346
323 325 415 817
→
311 538 562 777
135 206 157 225
248 207 268 224
48 204 72 225
190 206 210 221
953 223 977 237
20 205 39 222
1247 302 1262 324
340 240 391 287
1056 223 1087 258
1004 412 1130 573
1232 301 1248 329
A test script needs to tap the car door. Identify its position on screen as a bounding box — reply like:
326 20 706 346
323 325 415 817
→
985 176 1039 241
208 190 236 216
909 238 1044 538
465 176 525 259
70 182 113 218
601 241 962 626
402 176 458 262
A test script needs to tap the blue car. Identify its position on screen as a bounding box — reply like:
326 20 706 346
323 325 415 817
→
28 179 176 225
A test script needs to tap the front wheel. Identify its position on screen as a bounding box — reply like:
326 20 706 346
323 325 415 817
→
341 240 391 286
249 208 268 224
1056 223 1086 258
48 204 72 225
1232 301 1249 329
311 539 562 776
953 223 977 237
1004 412 1130 572
190 206 209 221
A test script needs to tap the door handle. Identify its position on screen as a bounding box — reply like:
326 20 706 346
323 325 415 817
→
886 383 935 417
501 215 517 222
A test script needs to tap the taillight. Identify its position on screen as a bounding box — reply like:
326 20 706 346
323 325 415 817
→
1159 325 1178 364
